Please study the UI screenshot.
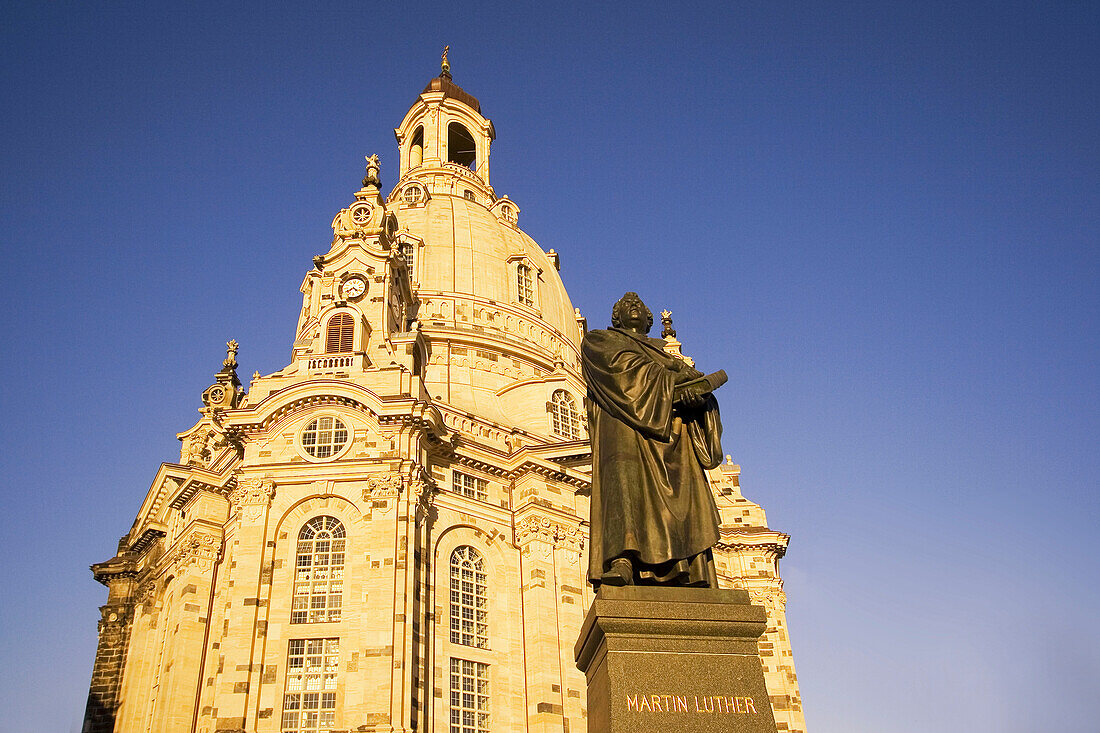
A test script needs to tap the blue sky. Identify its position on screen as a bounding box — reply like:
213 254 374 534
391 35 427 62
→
1 2 1096 731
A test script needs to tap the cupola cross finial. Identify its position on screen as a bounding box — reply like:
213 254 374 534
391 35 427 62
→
441 45 452 80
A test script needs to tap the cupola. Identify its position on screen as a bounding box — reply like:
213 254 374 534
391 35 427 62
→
394 47 496 193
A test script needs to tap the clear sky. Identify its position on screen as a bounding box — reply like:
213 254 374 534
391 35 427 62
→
1 2 1096 731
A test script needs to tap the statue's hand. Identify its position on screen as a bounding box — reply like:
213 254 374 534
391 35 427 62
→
675 387 707 409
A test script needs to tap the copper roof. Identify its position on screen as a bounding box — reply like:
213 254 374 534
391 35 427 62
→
421 76 481 113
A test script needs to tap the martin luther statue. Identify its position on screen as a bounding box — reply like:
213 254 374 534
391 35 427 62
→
581 292 727 588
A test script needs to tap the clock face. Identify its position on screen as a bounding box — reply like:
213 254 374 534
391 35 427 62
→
341 277 366 299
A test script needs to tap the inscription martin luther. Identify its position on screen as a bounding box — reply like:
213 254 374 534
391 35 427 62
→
626 694 760 714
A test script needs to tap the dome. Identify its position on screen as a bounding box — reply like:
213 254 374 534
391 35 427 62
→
396 192 579 348
387 75 586 437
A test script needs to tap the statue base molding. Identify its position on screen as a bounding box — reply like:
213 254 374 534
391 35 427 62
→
574 586 779 733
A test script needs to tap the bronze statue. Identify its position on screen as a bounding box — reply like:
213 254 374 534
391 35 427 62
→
581 292 727 588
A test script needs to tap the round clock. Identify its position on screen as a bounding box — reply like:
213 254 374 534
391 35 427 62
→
341 277 366 300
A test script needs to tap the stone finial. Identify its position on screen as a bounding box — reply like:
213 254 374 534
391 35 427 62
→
660 310 677 339
223 340 239 371
207 339 242 400
363 154 381 188
441 45 451 80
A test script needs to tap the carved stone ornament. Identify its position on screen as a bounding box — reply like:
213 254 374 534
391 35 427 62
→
230 477 276 507
167 531 220 574
412 473 439 517
364 473 403 500
135 580 158 609
515 515 585 552
180 428 216 467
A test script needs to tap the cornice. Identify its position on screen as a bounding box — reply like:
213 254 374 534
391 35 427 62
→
448 445 591 489
166 469 237 510
222 380 444 439
129 463 237 548
417 308 582 368
715 527 790 558
91 554 139 586
129 526 167 554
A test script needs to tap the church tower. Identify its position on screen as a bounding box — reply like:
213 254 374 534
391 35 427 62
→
83 56 805 733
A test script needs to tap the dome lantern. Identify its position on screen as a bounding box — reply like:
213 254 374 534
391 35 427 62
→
394 50 496 190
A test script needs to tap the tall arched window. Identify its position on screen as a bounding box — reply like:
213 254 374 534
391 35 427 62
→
550 390 581 440
292 516 345 623
409 126 424 168
448 122 476 169
449 546 488 649
325 313 354 353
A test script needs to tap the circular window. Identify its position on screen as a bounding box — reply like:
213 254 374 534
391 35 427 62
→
403 185 423 204
300 416 349 459
350 204 372 225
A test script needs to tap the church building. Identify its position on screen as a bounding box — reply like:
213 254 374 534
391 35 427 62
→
83 58 806 733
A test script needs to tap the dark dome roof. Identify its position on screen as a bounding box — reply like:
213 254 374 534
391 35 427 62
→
421 76 481 113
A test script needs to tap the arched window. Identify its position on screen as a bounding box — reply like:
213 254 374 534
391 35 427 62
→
409 126 424 168
515 263 534 307
550 390 582 440
292 516 345 623
448 122 476 169
325 313 354 353
449 546 488 649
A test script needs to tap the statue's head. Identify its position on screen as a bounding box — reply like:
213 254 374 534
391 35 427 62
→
611 292 653 333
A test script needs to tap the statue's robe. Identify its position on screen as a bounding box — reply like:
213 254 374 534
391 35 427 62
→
581 327 724 585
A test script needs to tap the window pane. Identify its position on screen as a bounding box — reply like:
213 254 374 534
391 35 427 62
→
449 657 490 733
283 638 339 733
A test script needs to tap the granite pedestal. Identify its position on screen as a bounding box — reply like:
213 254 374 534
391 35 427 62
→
575 586 779 733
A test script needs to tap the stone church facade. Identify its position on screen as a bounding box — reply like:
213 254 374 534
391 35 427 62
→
83 64 806 733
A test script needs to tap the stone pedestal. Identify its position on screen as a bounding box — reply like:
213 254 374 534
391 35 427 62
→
575 586 779 733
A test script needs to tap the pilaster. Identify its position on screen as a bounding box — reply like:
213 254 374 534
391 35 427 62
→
516 511 586 733
209 476 275 733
